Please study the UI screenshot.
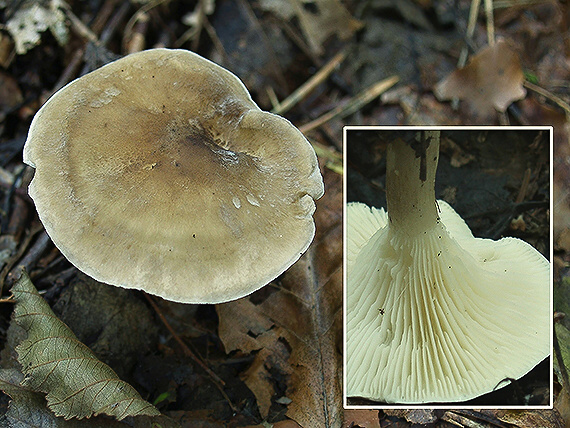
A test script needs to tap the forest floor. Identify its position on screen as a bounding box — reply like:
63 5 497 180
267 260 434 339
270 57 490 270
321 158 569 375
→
0 0 568 427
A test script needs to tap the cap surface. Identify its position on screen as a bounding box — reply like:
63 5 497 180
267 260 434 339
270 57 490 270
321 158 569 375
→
23 48 324 304
347 200 550 403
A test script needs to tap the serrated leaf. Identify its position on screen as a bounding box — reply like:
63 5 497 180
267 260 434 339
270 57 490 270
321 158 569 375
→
0 368 127 427
11 271 160 421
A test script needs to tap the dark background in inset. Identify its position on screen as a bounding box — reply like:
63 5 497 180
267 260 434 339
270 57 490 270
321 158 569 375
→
346 128 550 257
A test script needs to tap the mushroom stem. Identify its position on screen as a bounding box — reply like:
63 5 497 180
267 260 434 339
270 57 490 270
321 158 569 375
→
386 131 440 236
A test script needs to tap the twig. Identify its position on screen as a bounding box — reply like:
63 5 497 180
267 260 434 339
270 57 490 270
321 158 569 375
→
0 225 45 295
484 0 495 45
123 0 170 53
554 316 570 391
63 7 101 45
272 49 348 115
237 0 288 89
143 294 226 383
277 17 318 66
13 231 52 274
125 11 149 54
90 0 121 35
143 294 239 412
312 141 343 175
50 48 85 94
202 16 229 63
493 0 545 8
515 168 531 204
524 80 570 116
100 1 132 46
299 76 399 134
266 86 280 110
173 0 208 49
458 0 481 69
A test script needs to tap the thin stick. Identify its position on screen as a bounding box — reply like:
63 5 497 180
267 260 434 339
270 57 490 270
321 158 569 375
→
143 294 239 412
524 80 570 116
484 0 495 45
454 0 481 110
272 49 348 115
312 141 343 175
266 86 281 111
64 7 100 44
122 0 170 53
0 225 45 294
143 293 225 386
554 321 570 391
515 168 531 204
299 76 399 134
458 0 481 69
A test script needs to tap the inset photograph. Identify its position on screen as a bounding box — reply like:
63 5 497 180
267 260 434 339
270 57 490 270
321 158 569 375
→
344 127 552 408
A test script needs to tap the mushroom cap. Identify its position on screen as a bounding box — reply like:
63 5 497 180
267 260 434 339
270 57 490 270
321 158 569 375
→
347 200 550 403
23 48 324 304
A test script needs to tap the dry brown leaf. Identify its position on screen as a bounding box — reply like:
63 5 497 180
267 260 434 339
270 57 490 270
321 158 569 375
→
555 387 570 428
259 0 362 55
217 298 289 419
434 39 526 118
384 409 437 425
485 409 564 428
342 409 380 428
441 136 475 168
217 166 342 427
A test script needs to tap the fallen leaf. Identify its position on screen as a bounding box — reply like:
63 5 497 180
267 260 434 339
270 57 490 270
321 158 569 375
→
11 271 161 421
0 368 126 427
218 166 343 427
487 409 564 428
259 0 362 55
441 136 475 168
443 408 564 428
434 39 526 118
554 387 570 428
384 409 437 425
5 0 69 55
342 409 380 428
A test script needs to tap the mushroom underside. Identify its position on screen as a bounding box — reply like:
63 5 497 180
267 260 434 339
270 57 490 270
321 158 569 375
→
347 200 549 403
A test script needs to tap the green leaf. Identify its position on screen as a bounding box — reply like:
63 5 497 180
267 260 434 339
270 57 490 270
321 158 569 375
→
11 271 161 421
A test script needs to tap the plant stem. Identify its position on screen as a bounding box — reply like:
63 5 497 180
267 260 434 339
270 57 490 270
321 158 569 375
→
386 131 441 236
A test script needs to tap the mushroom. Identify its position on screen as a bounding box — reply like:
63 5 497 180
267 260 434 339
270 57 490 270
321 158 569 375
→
346 131 550 404
23 48 324 304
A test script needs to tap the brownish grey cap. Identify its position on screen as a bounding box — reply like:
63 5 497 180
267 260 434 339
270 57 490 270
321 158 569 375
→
23 48 324 304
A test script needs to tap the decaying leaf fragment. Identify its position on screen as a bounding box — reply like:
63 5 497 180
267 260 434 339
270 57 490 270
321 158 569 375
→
0 368 127 427
259 0 362 55
11 271 160 421
434 39 526 117
5 0 69 54
217 168 343 427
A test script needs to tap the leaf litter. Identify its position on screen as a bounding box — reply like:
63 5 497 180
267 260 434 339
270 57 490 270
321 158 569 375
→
218 166 343 427
0 0 568 427
434 39 527 119
10 271 161 421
